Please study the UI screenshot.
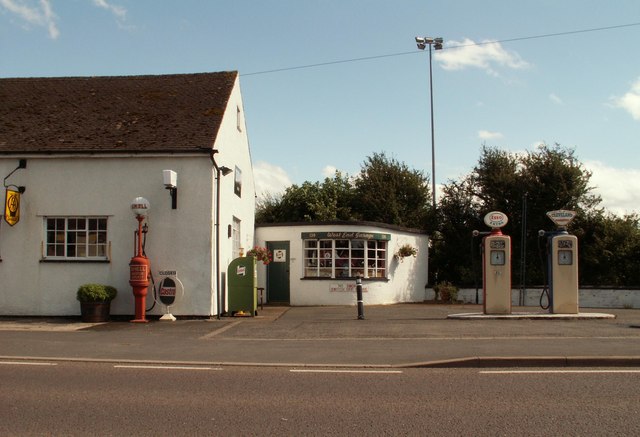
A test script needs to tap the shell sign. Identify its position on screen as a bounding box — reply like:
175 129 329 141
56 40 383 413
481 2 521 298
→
4 189 20 226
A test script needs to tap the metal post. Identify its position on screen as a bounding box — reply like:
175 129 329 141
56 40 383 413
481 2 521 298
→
356 277 364 320
428 43 436 208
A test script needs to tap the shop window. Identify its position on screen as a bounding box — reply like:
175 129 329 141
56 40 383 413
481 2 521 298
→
43 217 108 260
304 238 386 279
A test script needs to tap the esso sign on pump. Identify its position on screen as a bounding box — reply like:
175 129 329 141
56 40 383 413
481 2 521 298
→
484 211 508 229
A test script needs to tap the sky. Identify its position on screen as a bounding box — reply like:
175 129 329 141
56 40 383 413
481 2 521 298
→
1 0 640 216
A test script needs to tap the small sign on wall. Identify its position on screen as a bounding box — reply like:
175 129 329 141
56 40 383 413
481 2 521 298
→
330 283 368 293
273 249 286 263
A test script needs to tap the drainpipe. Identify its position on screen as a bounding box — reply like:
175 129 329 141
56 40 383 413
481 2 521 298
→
210 150 223 319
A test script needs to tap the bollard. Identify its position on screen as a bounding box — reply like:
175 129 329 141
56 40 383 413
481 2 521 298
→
356 277 365 320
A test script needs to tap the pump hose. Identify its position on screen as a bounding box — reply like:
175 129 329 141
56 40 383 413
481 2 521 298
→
138 228 158 313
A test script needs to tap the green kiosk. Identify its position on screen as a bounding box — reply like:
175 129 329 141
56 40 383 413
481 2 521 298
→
227 256 257 316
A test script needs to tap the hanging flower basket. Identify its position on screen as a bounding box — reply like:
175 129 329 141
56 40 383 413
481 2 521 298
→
395 244 417 262
247 246 273 265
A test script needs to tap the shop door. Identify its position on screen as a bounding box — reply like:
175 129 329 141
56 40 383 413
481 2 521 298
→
267 241 290 303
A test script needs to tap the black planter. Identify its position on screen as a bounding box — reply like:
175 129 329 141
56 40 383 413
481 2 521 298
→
80 301 111 323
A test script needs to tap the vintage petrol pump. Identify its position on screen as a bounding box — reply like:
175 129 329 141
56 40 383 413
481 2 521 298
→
539 210 579 314
476 211 511 315
130 197 151 323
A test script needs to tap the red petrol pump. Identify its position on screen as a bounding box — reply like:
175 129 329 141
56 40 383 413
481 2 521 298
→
130 197 151 323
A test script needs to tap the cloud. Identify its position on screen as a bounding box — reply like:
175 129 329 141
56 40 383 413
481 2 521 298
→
549 93 563 105
478 130 504 140
0 0 59 39
585 160 640 216
92 0 127 23
253 161 293 199
612 77 640 120
0 0 129 37
436 39 529 76
322 165 337 178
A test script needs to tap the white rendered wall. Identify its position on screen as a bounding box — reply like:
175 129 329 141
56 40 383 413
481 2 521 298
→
446 288 640 309
0 155 216 316
255 224 429 306
215 76 256 308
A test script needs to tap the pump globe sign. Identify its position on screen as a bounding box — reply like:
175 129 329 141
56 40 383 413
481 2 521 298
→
546 210 577 227
131 197 150 217
484 211 508 229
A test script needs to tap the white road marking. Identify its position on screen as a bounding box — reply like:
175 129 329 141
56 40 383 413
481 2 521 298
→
480 370 640 374
290 369 403 374
114 365 221 371
0 361 57 366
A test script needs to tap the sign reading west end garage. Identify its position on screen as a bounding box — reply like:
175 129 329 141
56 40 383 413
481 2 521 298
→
301 232 391 241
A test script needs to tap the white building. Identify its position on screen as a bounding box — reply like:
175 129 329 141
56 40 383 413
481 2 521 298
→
0 72 255 317
255 222 429 306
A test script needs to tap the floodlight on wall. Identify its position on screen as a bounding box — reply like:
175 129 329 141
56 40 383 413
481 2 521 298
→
220 166 233 176
163 169 177 209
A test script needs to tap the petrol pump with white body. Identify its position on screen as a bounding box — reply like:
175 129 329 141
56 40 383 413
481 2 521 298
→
477 211 512 315
539 210 579 314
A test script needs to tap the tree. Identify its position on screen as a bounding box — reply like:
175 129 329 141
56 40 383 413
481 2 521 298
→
255 153 432 229
434 144 601 286
255 171 356 223
353 152 432 229
574 211 640 286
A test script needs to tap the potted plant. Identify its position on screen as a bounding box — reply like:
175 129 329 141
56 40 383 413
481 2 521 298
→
77 283 117 322
433 281 458 303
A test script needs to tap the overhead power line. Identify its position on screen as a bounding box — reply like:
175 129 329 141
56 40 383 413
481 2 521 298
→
240 21 640 77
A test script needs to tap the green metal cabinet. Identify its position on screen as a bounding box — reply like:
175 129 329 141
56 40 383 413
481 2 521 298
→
227 256 257 315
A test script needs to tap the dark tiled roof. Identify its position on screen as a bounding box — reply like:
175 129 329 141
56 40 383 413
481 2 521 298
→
0 72 238 154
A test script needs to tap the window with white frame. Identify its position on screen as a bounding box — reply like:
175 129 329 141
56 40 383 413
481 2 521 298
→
303 235 387 279
232 217 241 258
44 217 108 260
236 105 243 132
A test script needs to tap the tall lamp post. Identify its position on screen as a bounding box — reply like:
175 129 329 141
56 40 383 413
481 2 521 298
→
415 36 443 208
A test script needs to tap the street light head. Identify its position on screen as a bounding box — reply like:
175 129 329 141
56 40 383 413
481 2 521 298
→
435 37 443 44
415 36 425 44
416 42 426 50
